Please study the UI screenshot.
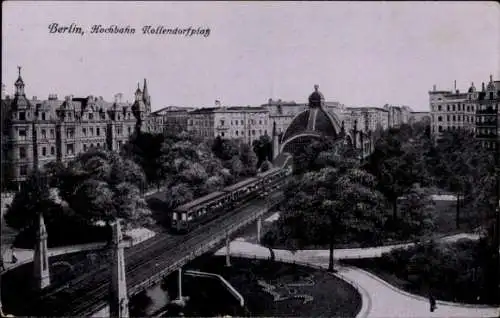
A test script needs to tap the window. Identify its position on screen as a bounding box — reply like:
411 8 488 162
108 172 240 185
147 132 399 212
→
259 130 262 135
19 112 26 120
89 113 94 120
96 127 100 136
42 147 46 156
50 129 55 138
438 116 443 122
90 127 94 136
221 132 225 137
97 143 100 148
82 127 87 136
41 112 46 120
453 115 456 121
236 131 239 136
447 105 450 111
235 121 238 126
452 105 456 111
264 130 267 135
240 120 244 125
438 126 443 132
438 105 442 111
471 106 474 112
41 129 46 139
83 144 87 151
19 147 26 159
447 115 450 121
252 130 255 136
66 144 74 155
19 129 27 140
50 146 55 155
128 126 132 135
19 165 28 176
68 112 73 120
66 128 75 138
259 120 262 125
220 120 225 126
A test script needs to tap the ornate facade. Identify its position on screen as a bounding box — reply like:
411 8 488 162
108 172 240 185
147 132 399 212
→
1 67 152 190
429 75 500 148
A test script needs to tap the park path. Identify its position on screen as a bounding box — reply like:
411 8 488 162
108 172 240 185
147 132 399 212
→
214 239 500 318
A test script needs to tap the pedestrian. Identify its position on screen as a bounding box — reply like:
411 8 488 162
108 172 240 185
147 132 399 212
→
429 292 437 312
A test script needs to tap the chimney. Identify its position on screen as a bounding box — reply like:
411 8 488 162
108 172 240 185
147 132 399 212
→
433 84 436 92
454 80 456 91
33 96 37 101
482 82 485 91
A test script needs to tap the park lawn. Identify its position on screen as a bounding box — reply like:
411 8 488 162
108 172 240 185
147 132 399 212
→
184 255 362 317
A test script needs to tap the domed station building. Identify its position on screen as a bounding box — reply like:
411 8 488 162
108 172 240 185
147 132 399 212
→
271 85 375 167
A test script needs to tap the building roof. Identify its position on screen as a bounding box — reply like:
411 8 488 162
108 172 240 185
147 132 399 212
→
189 106 268 115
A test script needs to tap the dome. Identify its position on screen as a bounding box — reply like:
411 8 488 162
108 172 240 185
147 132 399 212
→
281 107 340 141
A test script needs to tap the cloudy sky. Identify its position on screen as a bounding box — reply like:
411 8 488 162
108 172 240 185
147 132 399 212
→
2 1 499 111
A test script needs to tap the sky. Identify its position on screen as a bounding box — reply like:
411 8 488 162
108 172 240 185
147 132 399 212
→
2 1 499 111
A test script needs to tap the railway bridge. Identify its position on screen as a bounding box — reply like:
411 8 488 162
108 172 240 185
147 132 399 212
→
26 176 288 317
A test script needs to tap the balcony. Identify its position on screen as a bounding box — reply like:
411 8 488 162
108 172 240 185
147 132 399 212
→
216 126 229 130
475 121 497 127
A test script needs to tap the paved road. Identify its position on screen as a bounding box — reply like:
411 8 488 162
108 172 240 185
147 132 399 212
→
215 240 500 318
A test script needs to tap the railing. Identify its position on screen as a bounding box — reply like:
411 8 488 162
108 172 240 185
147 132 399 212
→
185 270 245 307
128 194 284 295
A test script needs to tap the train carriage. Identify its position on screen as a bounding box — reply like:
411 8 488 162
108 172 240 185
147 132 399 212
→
171 165 293 233
222 177 259 208
172 190 230 232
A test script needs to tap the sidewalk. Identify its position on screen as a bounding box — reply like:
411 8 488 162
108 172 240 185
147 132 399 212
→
215 239 500 318
1 227 156 273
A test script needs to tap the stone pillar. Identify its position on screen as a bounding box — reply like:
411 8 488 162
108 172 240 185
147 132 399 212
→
33 213 50 289
225 235 231 267
256 216 262 244
110 220 129 318
177 268 183 301
272 121 280 160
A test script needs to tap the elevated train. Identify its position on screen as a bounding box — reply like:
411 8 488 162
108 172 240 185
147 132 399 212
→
171 166 292 232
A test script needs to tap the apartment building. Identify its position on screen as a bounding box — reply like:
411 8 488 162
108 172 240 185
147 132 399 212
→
429 82 477 140
150 106 195 135
187 106 270 145
476 75 500 149
344 107 390 133
1 68 151 190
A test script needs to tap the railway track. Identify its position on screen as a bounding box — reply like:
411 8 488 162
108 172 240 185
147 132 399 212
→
43 189 285 316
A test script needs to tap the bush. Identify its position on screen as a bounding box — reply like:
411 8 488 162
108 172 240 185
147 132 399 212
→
375 239 498 304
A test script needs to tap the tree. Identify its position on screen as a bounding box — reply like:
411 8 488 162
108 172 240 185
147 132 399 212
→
54 148 151 226
276 158 386 271
434 130 487 229
252 135 272 166
396 184 437 238
239 143 258 176
212 137 239 161
4 170 63 231
260 160 272 172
